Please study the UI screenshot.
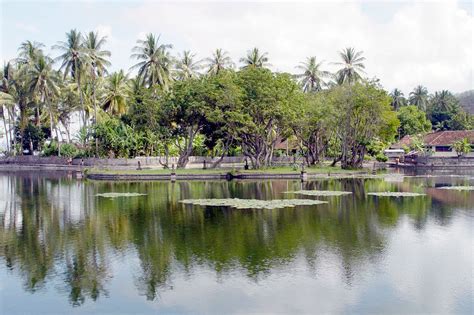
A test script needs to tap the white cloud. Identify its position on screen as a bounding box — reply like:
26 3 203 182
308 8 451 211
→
94 24 113 40
120 0 473 94
14 22 39 34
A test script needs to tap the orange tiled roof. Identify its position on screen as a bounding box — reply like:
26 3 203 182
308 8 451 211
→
392 131 474 148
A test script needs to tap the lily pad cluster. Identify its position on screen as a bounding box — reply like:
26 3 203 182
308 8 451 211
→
96 192 147 198
367 192 426 197
437 186 474 191
179 198 327 209
285 190 352 196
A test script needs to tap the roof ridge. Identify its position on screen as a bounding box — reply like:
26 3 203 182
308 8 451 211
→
427 131 444 146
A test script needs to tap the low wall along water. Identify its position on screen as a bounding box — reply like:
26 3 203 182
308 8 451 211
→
0 155 305 169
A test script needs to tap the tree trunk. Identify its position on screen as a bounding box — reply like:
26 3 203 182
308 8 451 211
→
93 80 98 157
2 106 9 153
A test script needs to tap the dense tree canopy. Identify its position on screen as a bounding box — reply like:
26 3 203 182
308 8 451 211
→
1 30 472 169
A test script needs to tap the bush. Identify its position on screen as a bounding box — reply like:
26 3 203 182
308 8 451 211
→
42 141 58 157
376 153 388 162
60 143 79 158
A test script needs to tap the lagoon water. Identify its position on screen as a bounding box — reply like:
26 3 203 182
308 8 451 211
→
0 171 473 314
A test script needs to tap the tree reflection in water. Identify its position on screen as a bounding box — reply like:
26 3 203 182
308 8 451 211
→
0 172 468 305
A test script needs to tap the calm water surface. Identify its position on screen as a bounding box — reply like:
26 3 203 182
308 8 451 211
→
0 171 473 314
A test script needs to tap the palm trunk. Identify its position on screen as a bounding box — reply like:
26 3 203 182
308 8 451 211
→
93 80 98 157
2 107 9 153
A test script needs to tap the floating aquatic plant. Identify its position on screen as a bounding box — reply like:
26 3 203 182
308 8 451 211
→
437 186 474 191
96 192 147 198
367 192 426 197
179 198 327 209
285 190 352 196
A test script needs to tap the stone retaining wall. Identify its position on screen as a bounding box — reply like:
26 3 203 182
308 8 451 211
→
408 156 474 167
0 155 304 169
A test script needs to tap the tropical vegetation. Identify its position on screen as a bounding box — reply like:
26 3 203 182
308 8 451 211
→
1 30 472 168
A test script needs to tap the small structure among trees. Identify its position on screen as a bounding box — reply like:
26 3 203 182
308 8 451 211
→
391 130 474 157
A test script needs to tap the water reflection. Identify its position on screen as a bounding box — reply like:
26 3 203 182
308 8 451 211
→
0 172 472 313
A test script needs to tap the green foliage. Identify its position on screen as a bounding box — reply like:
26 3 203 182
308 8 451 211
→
409 135 425 153
397 105 431 137
60 143 79 158
42 141 59 157
326 81 399 168
234 68 302 168
451 138 472 157
427 90 472 131
93 118 150 158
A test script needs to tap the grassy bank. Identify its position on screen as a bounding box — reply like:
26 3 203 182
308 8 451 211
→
88 165 369 176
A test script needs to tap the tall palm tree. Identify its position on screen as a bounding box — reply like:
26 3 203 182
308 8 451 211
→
334 47 365 85
17 40 45 65
240 47 270 69
0 91 15 152
83 31 111 156
205 49 234 75
295 56 331 92
130 33 173 91
83 32 111 77
101 70 129 116
53 29 88 127
26 55 61 151
175 50 202 80
431 90 455 112
409 85 429 111
390 88 406 110
1 63 16 152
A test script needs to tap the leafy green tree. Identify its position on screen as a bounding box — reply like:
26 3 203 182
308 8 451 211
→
233 68 301 168
160 78 210 167
334 47 365 85
409 85 429 111
397 105 431 138
327 81 399 168
409 135 425 153
451 138 472 157
389 88 406 110
290 92 332 164
205 49 234 75
130 33 173 90
295 57 331 92
240 47 270 69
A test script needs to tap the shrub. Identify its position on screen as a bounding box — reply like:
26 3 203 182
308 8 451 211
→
60 143 79 158
376 153 388 162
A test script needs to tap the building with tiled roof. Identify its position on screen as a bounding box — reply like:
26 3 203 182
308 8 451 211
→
391 130 474 156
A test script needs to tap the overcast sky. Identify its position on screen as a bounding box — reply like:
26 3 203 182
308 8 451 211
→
1 0 473 95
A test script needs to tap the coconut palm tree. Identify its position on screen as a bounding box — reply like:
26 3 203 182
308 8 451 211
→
83 32 111 77
240 47 270 69
17 40 45 65
295 56 331 92
431 90 456 112
409 85 429 111
334 47 365 85
205 49 234 75
101 70 129 116
83 31 111 156
130 33 173 90
26 54 61 152
0 91 15 152
175 50 202 80
53 29 88 127
390 88 406 110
